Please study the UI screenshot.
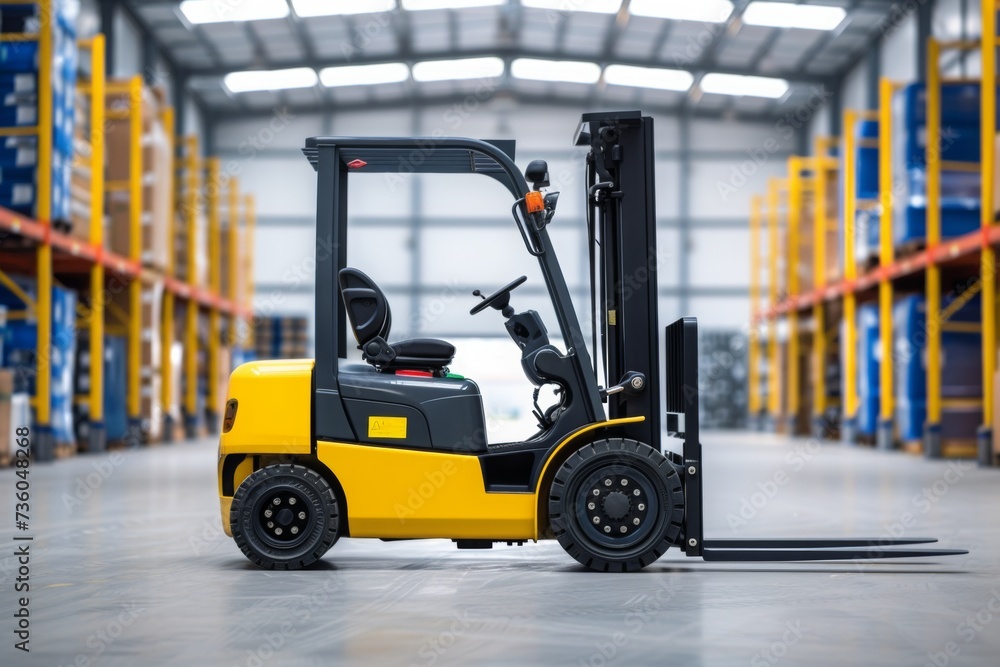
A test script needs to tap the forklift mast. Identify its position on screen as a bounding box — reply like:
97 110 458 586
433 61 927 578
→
576 111 661 446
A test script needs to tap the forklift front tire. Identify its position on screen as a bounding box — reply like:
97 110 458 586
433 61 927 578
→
230 463 341 570
548 439 684 572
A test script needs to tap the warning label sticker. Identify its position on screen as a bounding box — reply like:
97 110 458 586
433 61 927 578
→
368 416 407 439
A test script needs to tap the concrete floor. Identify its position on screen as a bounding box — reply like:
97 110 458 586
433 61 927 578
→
1 431 998 667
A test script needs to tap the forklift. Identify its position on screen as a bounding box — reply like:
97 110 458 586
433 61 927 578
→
217 110 966 571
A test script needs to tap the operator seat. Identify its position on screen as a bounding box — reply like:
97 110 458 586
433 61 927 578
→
338 268 455 372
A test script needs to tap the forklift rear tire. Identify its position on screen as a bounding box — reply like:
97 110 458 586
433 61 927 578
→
230 464 341 569
548 439 684 572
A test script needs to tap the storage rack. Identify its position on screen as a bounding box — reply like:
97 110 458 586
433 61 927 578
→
0 7 254 461
751 0 1000 466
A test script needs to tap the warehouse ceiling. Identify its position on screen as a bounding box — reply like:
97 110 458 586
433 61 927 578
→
122 0 899 120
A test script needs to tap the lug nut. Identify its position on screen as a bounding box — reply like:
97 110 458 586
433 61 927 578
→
633 518 640 525
275 527 283 536
593 516 601 524
588 502 595 510
592 489 600 496
266 521 274 528
288 497 296 505
604 479 612 487
621 479 628 486
264 509 272 518
273 498 281 505
290 527 299 535
619 526 627 533
633 489 640 496
638 503 645 511
298 512 306 520
604 526 611 533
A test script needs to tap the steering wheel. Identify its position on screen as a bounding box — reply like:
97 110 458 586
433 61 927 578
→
470 276 527 315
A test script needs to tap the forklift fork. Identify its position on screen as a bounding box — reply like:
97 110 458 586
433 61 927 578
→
664 317 968 562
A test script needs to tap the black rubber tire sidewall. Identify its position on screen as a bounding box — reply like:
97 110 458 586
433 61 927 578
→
548 438 684 572
230 463 340 570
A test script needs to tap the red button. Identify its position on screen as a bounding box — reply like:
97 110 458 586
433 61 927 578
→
395 370 433 377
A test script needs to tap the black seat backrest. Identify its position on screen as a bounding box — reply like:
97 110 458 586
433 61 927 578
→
339 268 391 347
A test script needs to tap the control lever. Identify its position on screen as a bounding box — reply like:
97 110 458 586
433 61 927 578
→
599 371 646 401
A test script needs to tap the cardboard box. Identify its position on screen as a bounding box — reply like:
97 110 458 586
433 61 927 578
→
0 368 12 462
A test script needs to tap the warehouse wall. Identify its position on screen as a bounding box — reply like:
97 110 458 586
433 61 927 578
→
214 103 799 351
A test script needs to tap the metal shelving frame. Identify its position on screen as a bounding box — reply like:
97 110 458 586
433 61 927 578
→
0 15 251 459
753 0 999 467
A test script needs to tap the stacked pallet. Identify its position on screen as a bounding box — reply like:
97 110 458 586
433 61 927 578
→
69 85 91 239
73 334 127 445
105 83 171 269
254 317 308 359
0 2 77 227
699 331 748 429
0 276 77 446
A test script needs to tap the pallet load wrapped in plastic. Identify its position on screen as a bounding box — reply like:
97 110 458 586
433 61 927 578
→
73 334 128 447
852 119 879 269
0 0 78 228
110 281 163 442
69 84 91 240
857 84 997 263
0 275 77 447
0 367 31 467
855 302 880 439
893 294 982 445
105 83 171 269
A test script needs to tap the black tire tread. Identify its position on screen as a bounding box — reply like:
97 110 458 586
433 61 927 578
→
230 463 340 570
548 438 684 572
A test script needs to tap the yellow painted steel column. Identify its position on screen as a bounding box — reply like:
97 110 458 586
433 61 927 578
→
184 137 200 436
812 155 828 426
227 178 241 350
34 0 54 459
766 179 781 420
787 157 802 433
843 110 859 439
877 77 895 449
926 38 944 455
87 35 106 448
749 194 763 420
161 106 176 441
207 157 221 427
228 178 239 304
126 76 143 426
981 2 997 459
244 195 256 349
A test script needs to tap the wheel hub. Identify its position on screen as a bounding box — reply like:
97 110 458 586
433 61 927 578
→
579 470 653 546
602 491 630 520
256 489 311 546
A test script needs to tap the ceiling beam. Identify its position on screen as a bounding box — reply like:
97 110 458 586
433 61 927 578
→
180 45 835 85
203 89 791 125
